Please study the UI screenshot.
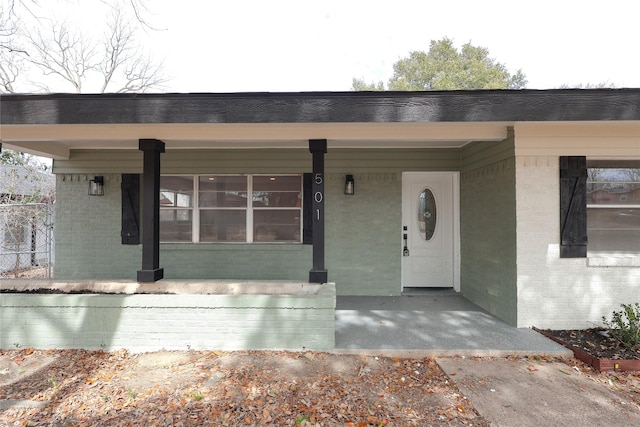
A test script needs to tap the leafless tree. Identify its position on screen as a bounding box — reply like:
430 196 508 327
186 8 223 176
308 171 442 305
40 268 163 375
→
587 168 605 191
0 0 165 93
107 0 158 31
622 168 640 184
0 49 20 92
0 149 55 278
0 1 28 92
97 9 165 93
25 8 165 93
26 20 96 92
0 1 17 51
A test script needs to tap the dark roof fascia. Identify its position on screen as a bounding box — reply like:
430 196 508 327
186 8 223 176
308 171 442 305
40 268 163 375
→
2 89 639 125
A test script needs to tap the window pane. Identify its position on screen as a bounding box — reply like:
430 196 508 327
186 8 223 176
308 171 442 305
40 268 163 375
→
254 210 301 242
588 208 640 253
587 183 640 205
200 210 246 242
160 209 192 242
252 176 302 207
418 188 436 241
587 168 640 206
160 176 193 207
199 176 248 207
587 167 640 253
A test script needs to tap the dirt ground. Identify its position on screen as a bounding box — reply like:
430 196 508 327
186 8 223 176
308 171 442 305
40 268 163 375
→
0 266 50 280
0 349 638 426
545 328 640 360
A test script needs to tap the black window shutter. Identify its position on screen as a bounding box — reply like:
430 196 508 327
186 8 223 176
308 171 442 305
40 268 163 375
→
303 173 312 244
559 156 587 258
121 174 140 245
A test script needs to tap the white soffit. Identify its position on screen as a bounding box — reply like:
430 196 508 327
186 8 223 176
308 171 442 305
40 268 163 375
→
513 121 640 158
2 122 508 158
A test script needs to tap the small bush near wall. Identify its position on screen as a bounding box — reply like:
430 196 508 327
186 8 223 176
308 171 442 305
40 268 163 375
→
602 303 640 349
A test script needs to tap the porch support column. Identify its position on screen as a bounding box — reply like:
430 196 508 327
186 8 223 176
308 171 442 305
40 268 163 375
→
309 139 328 283
137 138 165 282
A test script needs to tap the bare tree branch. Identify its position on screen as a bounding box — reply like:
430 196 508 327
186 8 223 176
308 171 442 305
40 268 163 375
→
99 9 134 92
1 0 166 92
0 48 21 92
127 0 157 30
23 8 165 93
97 8 166 92
0 1 21 52
118 53 165 93
26 21 97 92
98 0 161 31
0 2 30 91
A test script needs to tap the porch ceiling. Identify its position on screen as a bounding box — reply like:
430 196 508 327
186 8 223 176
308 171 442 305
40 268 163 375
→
1 122 509 160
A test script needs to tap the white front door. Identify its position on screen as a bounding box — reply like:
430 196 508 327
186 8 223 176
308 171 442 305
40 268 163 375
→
402 172 458 288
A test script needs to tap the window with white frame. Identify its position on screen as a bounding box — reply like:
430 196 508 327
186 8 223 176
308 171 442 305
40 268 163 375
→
587 162 640 254
160 175 303 243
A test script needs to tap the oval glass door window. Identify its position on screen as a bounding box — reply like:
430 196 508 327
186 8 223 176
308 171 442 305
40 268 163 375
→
418 188 437 240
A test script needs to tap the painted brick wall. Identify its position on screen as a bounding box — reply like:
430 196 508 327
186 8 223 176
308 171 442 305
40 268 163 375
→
515 156 640 329
53 171 396 292
460 158 518 326
325 173 401 295
52 149 452 296
1 284 336 351
54 173 312 282
54 174 140 279
161 244 311 281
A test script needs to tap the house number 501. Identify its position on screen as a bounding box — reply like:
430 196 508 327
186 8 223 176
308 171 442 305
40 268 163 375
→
314 173 323 220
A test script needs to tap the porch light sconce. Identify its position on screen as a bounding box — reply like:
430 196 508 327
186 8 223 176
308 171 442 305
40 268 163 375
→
344 174 355 195
88 176 105 196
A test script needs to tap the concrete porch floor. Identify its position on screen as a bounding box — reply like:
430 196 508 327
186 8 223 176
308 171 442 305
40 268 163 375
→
334 289 572 357
1 280 571 356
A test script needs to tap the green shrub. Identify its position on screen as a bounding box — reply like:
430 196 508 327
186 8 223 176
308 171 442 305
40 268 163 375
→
602 303 640 349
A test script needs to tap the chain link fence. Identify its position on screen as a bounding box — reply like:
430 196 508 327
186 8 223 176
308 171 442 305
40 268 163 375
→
0 203 54 279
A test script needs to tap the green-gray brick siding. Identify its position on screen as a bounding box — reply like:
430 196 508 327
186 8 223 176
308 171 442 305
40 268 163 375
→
51 144 519 323
54 174 141 279
53 148 461 296
459 136 518 325
1 284 336 351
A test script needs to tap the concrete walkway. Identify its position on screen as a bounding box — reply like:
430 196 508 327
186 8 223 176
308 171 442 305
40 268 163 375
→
332 291 640 425
437 357 640 426
334 290 571 357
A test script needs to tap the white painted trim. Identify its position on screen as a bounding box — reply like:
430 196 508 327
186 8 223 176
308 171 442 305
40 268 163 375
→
452 172 461 292
587 256 640 267
246 176 254 243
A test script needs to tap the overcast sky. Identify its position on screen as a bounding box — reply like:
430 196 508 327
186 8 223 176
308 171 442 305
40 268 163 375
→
29 0 640 92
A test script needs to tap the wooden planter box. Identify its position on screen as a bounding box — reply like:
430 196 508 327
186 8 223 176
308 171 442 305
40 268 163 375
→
533 327 640 372
1 282 336 352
